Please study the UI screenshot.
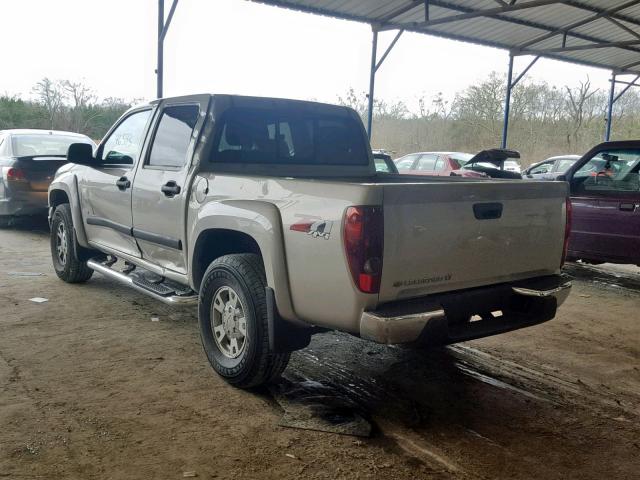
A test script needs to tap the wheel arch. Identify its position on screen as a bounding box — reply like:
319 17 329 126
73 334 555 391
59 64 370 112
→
188 200 299 324
48 176 89 248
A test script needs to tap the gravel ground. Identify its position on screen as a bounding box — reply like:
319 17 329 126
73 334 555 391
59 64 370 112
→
1 219 639 480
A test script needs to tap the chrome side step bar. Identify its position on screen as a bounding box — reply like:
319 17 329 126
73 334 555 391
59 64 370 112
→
87 259 198 306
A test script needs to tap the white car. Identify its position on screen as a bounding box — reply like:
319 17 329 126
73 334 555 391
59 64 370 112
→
503 160 522 174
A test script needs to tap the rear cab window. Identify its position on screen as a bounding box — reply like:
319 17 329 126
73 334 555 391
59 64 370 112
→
12 134 93 157
211 108 368 166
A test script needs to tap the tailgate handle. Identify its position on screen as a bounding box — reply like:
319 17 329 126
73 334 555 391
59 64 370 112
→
619 202 638 212
473 202 503 220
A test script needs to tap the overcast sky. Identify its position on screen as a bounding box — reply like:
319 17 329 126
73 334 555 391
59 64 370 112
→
1 0 621 111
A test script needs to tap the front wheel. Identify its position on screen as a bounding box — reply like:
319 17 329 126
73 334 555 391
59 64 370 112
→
50 204 93 283
198 254 290 388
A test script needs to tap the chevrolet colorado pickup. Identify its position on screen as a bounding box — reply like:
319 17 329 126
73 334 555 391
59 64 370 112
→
48 94 571 388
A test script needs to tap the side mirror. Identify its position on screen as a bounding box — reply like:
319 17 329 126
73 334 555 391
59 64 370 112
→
67 143 97 166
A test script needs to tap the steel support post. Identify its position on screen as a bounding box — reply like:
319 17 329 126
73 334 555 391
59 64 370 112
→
501 54 514 149
157 0 164 99
367 29 378 140
605 72 616 141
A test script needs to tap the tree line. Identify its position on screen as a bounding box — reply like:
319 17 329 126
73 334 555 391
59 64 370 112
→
0 78 134 142
338 72 640 165
2 74 640 165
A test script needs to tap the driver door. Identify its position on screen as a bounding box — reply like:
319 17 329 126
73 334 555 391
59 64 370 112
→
78 108 153 257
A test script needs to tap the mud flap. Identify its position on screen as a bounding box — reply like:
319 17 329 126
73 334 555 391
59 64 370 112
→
266 287 313 353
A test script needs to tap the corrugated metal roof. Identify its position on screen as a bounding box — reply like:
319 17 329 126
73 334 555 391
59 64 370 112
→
249 0 640 74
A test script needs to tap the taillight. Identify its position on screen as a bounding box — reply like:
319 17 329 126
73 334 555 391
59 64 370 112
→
343 206 383 294
561 197 572 267
6 167 27 182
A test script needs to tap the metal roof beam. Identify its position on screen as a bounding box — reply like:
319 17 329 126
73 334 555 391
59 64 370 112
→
380 0 562 30
519 39 640 55
375 29 404 72
517 0 640 50
377 1 422 25
611 76 640 87
377 0 640 59
160 0 179 42
614 74 640 102
564 0 640 29
605 16 640 42
510 55 540 88
619 58 640 71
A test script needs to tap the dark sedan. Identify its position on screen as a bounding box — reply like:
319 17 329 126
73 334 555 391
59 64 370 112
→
0 129 95 227
565 141 640 266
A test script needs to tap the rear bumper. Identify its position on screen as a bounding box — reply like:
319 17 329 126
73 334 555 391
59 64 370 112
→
0 190 48 217
360 274 571 345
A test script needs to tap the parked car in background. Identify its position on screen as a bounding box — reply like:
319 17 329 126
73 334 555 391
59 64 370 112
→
372 150 398 174
564 141 640 266
0 129 95 227
460 149 522 179
523 155 580 180
503 160 522 174
394 151 484 177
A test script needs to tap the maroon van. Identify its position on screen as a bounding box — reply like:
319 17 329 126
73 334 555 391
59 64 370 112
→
564 141 640 266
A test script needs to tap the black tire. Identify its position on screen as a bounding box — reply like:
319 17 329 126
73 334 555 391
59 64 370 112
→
50 204 93 283
198 254 290 388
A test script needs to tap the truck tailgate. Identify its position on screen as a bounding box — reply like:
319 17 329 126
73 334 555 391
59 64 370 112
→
380 180 568 303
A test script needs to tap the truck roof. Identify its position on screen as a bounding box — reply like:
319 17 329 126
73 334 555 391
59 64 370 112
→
146 93 355 116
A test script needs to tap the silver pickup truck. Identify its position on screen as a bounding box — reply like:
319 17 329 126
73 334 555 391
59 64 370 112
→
48 94 571 388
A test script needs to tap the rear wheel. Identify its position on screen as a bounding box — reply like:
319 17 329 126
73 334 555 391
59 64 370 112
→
198 254 290 388
50 204 93 283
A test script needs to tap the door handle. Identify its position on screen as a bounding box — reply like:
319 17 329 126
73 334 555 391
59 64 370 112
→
619 202 639 212
116 176 131 191
161 181 181 197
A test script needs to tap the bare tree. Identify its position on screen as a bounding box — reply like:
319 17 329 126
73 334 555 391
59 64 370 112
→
32 78 65 129
564 78 599 148
62 80 99 131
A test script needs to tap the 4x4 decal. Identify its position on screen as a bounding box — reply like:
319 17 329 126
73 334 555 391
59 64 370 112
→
290 219 333 239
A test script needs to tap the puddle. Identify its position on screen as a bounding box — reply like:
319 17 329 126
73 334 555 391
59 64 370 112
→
564 262 640 293
269 376 372 437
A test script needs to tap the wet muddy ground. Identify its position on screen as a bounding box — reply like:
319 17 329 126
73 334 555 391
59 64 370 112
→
1 220 639 479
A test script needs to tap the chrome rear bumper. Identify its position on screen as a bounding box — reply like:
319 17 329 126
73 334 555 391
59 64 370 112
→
360 275 571 345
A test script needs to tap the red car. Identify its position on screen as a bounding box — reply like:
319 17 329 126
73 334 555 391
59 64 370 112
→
394 151 485 178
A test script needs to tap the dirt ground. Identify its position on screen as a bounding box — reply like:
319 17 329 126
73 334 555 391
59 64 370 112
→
1 220 639 480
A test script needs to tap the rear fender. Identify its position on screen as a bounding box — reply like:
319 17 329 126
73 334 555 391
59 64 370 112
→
188 200 299 324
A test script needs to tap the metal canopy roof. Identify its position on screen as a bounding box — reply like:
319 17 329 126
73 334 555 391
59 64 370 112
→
250 0 640 75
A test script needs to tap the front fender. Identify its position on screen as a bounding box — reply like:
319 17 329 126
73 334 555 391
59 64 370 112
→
187 199 299 324
49 173 89 248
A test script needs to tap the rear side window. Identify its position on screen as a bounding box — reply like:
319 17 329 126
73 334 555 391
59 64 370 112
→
148 104 200 168
212 108 367 166
416 154 437 171
395 155 418 171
